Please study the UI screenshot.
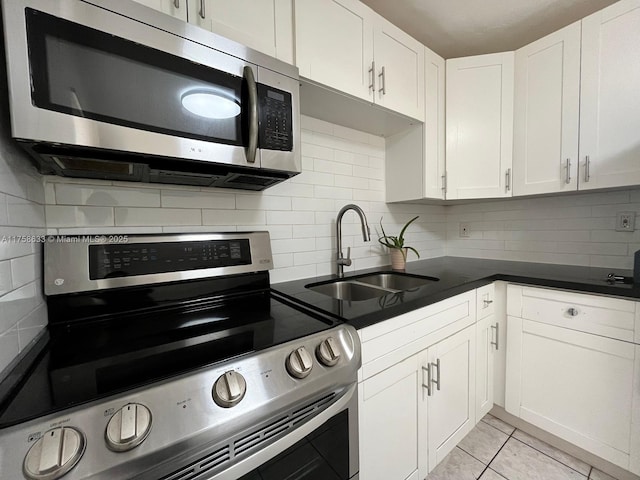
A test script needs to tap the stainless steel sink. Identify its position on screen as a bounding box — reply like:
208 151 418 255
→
306 272 439 301
306 281 391 301
356 272 438 290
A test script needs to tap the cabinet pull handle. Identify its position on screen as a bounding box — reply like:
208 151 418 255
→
565 158 571 184
199 0 205 19
430 358 441 391
483 298 493 307
490 323 499 350
567 307 579 317
584 156 590 182
173 0 179 8
378 66 386 95
441 173 447 193
421 365 432 396
368 61 376 93
505 168 511 192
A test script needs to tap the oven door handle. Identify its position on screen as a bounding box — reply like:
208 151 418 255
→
243 65 259 165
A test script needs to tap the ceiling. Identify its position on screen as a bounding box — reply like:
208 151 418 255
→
360 0 618 59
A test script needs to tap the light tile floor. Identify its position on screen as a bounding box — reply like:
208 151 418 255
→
426 414 618 480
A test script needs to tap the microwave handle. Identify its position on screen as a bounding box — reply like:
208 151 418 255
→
243 66 258 164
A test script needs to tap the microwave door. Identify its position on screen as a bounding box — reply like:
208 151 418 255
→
3 1 261 169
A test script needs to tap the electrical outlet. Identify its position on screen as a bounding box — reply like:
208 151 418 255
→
460 223 470 237
615 212 636 232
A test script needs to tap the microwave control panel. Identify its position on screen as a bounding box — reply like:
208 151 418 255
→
258 84 293 152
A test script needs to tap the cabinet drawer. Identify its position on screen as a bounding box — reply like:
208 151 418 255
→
359 291 476 380
507 285 637 342
476 283 495 320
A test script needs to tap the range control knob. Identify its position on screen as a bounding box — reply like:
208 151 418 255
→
105 403 152 452
316 337 341 367
286 346 313 379
213 370 247 408
24 427 86 480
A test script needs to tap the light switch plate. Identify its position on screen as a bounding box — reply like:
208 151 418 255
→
615 212 636 232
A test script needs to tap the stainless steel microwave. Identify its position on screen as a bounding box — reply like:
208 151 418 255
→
1 0 301 190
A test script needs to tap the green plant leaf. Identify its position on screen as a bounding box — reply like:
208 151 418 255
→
398 216 419 242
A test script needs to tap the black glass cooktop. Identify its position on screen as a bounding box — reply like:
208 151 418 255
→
0 290 337 429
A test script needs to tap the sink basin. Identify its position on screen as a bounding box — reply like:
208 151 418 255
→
356 272 439 290
306 272 439 301
306 281 391 301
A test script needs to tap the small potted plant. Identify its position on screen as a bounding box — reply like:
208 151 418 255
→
378 216 420 270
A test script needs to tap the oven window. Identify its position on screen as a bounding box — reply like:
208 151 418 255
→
25 9 246 146
240 410 350 480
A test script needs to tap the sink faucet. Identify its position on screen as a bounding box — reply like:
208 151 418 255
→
336 204 371 277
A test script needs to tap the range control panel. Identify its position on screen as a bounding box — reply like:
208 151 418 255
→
88 239 251 279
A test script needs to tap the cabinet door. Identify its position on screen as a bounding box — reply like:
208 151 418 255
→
131 0 188 21
505 317 637 471
513 22 580 195
424 47 446 200
373 18 424 121
295 0 374 101
188 0 293 63
446 53 514 199
359 355 425 480
579 0 640 190
476 283 497 418
424 325 476 472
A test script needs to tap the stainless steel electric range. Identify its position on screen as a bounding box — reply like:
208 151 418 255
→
0 232 360 480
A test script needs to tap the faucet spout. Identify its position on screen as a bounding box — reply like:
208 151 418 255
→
336 204 370 278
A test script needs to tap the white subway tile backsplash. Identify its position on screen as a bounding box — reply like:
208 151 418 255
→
301 143 334 161
116 207 201 226
10 254 36 289
236 194 291 211
0 260 11 296
0 283 38 335
271 238 316 254
46 205 114 227
202 209 264 226
266 210 313 225
313 158 353 176
7 197 45 227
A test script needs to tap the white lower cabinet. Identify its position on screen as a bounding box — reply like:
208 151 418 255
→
505 285 640 475
423 325 476 472
359 355 424 480
358 290 481 479
475 283 497 418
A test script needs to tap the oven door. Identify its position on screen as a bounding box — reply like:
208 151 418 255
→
209 384 359 480
2 0 270 169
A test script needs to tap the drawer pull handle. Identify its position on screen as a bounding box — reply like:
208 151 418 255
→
431 358 441 391
483 299 493 306
421 365 431 396
567 307 579 317
490 323 499 350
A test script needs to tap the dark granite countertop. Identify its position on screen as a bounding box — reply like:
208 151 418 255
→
271 257 639 330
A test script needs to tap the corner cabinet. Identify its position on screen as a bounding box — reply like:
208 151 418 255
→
187 0 294 64
445 52 515 200
357 290 481 479
579 0 640 190
505 285 640 476
512 22 581 196
294 0 424 121
386 46 445 202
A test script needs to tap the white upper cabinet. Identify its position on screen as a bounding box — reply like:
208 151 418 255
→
372 18 425 121
130 0 188 21
295 0 372 100
188 0 294 64
513 22 581 196
446 53 515 200
386 46 445 202
295 0 424 121
579 0 640 190
424 47 447 200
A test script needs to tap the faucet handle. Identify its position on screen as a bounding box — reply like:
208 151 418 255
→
338 247 352 267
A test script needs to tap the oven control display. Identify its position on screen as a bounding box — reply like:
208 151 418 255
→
88 240 251 279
